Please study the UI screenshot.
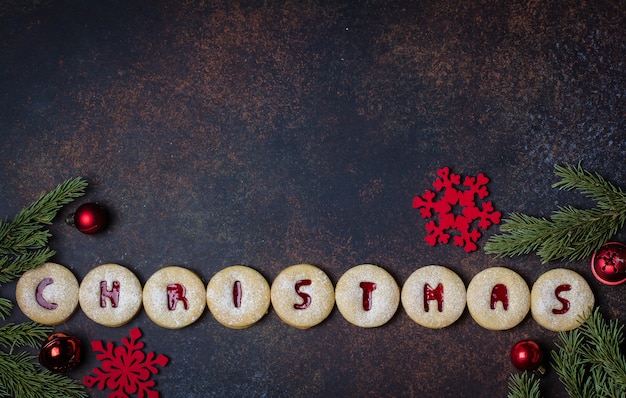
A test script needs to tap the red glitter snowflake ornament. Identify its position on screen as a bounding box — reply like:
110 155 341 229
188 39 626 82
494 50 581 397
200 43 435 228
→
84 328 169 398
412 167 501 252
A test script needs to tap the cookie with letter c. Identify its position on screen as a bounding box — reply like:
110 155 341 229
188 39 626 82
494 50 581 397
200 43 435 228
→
16 262 80 325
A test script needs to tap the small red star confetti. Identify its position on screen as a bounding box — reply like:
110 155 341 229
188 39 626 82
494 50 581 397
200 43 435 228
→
83 327 169 398
412 167 501 252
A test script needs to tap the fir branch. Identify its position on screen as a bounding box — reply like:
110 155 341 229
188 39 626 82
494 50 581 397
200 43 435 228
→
485 164 626 263
0 322 52 350
551 329 594 398
0 247 56 285
551 308 626 398
0 177 87 255
0 351 88 398
507 372 542 398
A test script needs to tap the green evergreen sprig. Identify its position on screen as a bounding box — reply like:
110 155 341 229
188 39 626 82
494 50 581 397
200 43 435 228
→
0 177 87 317
0 177 88 398
508 308 626 398
0 322 51 350
507 372 542 398
485 163 626 263
552 308 626 398
0 176 88 255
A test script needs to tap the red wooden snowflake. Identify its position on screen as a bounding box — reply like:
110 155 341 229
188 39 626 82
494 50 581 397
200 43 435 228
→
83 328 169 398
412 167 501 252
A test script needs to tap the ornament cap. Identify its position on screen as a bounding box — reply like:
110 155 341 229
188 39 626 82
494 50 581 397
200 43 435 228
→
591 242 626 285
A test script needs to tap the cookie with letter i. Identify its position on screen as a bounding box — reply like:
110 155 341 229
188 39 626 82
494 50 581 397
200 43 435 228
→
206 265 271 329
16 262 80 325
271 264 335 329
335 264 400 328
79 263 143 327
143 266 206 329
401 265 466 329
466 267 530 330
530 268 594 332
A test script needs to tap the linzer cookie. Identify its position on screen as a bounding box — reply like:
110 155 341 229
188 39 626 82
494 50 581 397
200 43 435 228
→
16 262 80 325
206 265 270 329
530 268 594 332
401 265 466 329
466 267 530 330
271 264 335 329
143 266 206 329
335 264 399 328
79 263 143 327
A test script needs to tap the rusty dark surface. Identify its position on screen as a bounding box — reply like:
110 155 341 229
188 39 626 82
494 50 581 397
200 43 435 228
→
1 0 626 397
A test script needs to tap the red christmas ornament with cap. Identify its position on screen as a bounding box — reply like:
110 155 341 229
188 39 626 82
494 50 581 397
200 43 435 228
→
591 242 626 285
510 340 545 376
66 203 109 234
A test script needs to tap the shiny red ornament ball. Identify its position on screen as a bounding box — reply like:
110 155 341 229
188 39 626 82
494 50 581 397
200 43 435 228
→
39 333 82 372
510 340 545 375
67 203 109 234
591 242 626 285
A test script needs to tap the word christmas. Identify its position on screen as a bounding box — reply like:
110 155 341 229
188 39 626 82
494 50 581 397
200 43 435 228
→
15 263 594 332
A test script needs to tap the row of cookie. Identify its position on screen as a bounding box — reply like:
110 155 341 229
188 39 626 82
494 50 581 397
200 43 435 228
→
16 262 594 332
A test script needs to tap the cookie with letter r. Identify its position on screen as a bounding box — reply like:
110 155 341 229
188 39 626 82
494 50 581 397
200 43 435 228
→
143 266 206 329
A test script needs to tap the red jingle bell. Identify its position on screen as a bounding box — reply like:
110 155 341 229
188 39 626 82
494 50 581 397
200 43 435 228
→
39 333 82 372
591 242 626 285
66 203 109 234
510 340 545 376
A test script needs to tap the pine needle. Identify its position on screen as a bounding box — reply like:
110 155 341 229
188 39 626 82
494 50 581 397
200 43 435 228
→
507 372 542 398
484 164 626 263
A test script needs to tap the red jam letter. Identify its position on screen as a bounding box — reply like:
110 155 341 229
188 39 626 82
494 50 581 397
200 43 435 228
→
294 279 312 310
100 281 120 308
552 284 571 315
424 283 444 312
167 283 189 310
490 284 509 310
359 282 377 311
233 280 242 308
35 277 58 310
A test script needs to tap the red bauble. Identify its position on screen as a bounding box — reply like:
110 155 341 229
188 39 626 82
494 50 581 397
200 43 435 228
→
591 242 626 285
67 203 109 234
510 340 545 375
39 333 82 372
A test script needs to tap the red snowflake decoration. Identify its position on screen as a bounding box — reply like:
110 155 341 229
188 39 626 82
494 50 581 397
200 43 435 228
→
412 167 501 252
84 328 169 398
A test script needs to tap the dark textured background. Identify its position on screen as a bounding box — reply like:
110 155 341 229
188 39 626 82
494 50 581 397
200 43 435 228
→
1 0 625 397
